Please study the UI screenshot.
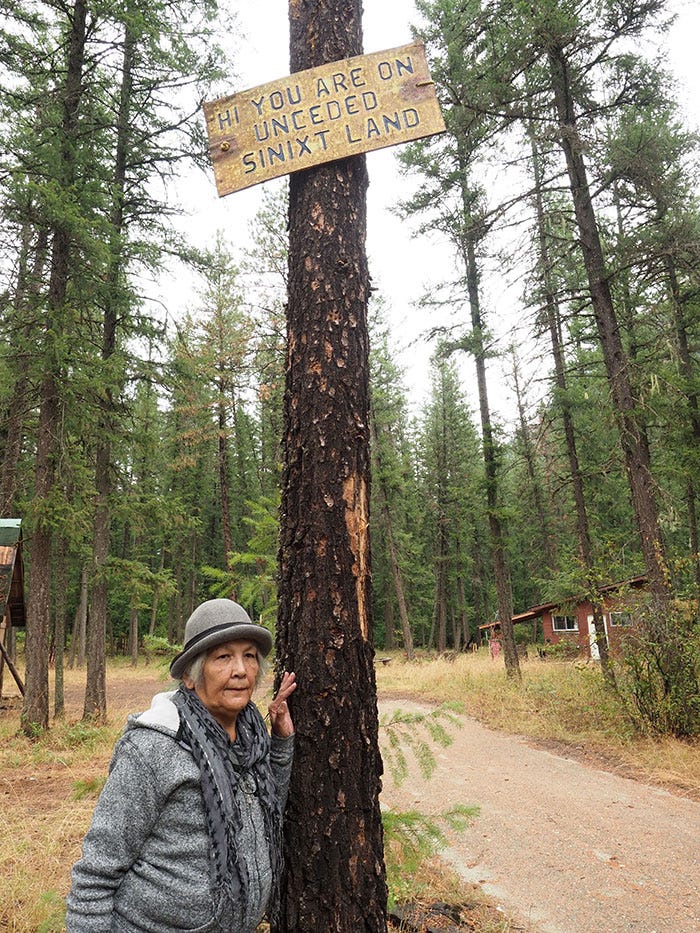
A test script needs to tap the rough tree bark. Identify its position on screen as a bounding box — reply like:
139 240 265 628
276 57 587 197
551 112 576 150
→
53 534 68 718
274 1 387 929
0 229 48 518
665 254 700 598
510 352 556 571
85 13 135 722
370 414 415 659
217 385 233 575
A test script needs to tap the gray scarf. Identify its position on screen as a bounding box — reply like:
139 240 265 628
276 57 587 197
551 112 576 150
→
172 684 283 925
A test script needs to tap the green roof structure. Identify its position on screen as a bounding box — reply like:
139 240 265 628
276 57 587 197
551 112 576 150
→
0 518 25 628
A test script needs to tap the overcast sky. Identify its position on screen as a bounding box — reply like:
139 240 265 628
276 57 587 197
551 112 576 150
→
170 0 700 426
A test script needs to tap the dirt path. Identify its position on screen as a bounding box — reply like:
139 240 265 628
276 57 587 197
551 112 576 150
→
379 700 700 933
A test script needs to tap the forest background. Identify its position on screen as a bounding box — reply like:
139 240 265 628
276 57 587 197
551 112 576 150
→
1 0 699 734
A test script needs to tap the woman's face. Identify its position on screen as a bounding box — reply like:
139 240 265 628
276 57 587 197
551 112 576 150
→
188 639 259 731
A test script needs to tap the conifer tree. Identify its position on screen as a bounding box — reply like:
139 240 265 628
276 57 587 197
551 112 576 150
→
369 305 418 659
22 0 91 734
418 355 482 652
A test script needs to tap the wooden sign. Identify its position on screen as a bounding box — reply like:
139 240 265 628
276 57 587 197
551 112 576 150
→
203 42 445 197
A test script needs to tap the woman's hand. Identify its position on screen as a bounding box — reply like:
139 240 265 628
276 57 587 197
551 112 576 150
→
269 671 297 738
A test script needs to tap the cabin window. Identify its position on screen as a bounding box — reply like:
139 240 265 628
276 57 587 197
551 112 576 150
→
609 611 633 627
552 614 578 632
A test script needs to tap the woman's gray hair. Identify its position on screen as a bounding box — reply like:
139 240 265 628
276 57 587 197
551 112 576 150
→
182 647 268 688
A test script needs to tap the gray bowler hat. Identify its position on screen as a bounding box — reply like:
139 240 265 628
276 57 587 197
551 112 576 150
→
170 598 272 679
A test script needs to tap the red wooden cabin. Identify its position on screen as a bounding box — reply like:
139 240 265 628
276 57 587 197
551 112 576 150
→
510 576 648 659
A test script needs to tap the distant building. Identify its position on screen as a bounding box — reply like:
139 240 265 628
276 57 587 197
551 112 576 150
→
0 518 26 696
480 576 648 659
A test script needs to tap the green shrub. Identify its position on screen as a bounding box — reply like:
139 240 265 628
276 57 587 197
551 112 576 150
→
143 634 177 660
615 607 700 737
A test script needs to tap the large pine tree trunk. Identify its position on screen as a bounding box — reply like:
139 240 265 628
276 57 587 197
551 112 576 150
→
511 352 555 571
434 516 448 652
69 565 89 670
22 383 57 730
665 254 700 598
459 187 520 679
274 2 387 928
217 390 233 575
0 229 48 517
382 514 414 659
53 535 68 718
370 417 415 660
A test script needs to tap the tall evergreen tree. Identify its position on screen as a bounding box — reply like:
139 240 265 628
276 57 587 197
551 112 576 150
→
369 305 419 659
418 355 482 651
22 0 91 734
400 0 522 677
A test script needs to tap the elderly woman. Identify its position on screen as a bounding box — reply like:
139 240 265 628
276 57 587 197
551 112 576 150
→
66 599 296 933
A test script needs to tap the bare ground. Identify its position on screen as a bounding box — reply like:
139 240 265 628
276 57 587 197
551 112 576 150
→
379 699 700 933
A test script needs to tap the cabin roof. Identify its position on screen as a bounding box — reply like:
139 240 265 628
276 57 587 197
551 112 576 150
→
479 576 648 629
0 519 25 628
511 575 648 623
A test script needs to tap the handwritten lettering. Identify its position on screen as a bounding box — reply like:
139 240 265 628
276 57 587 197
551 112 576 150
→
242 130 331 174
344 109 421 145
204 43 445 195
377 55 414 81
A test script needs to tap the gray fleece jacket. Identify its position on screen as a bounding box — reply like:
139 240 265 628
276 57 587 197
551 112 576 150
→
66 691 293 933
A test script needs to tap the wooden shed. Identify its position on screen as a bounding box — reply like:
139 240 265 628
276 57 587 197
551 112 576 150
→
0 518 26 696
509 576 648 660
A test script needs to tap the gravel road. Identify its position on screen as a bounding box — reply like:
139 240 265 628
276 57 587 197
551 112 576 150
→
379 701 700 933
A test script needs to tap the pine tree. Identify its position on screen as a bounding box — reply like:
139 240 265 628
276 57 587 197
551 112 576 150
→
417 355 482 652
369 304 418 659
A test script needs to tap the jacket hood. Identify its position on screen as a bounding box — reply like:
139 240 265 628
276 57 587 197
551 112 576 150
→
126 690 180 738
